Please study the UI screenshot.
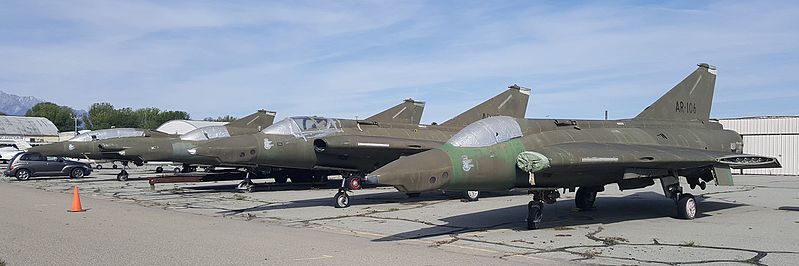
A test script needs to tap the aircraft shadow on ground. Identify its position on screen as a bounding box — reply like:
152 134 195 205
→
215 189 527 215
372 191 745 242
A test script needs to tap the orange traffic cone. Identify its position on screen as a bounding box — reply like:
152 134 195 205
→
69 186 85 212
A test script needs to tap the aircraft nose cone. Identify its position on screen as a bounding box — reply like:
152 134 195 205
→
193 136 258 164
368 149 453 193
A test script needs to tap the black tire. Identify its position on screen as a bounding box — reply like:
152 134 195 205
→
173 167 181 174
117 170 129 181
677 194 697 220
15 169 31 181
112 164 118 169
463 190 480 201
274 177 288 184
526 201 543 230
406 193 421 198
575 187 598 210
95 164 103 170
69 168 85 178
155 167 163 173
334 191 350 208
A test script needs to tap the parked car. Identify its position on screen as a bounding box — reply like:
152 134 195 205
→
3 152 92 181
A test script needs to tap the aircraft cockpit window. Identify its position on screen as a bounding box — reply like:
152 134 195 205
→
446 116 523 148
180 126 231 141
68 128 145 142
261 117 340 138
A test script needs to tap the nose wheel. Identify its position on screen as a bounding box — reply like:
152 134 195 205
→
236 171 255 193
332 176 361 208
526 189 559 230
116 170 129 181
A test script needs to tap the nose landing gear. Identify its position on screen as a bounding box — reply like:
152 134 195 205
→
333 176 362 208
662 174 698 220
526 189 560 230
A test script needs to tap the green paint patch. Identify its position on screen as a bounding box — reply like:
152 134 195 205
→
680 240 696 246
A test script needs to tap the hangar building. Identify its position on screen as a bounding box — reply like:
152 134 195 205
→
0 116 59 147
719 116 798 175
156 120 227 135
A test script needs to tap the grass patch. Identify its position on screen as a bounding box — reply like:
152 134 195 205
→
601 236 628 245
387 208 400 212
680 240 696 247
244 213 257 221
580 249 602 258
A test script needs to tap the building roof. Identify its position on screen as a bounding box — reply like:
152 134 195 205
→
0 116 59 136
155 120 227 135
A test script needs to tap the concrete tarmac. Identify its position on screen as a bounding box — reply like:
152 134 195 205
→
1 166 798 265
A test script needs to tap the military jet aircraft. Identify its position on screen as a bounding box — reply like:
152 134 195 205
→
28 110 275 181
365 64 781 229
95 110 276 181
191 86 530 197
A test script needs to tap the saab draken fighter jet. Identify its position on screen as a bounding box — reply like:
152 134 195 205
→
95 110 276 180
365 64 781 229
192 86 530 197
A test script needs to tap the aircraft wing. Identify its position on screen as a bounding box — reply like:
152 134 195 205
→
530 142 780 171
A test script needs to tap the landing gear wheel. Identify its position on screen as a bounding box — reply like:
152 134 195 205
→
463 190 480 201
334 191 350 208
406 193 421 198
155 167 163 173
112 164 118 169
677 193 697 220
274 177 288 184
117 170 129 181
15 169 31 181
575 187 597 210
70 168 85 178
95 164 103 170
526 201 544 230
237 180 254 193
173 167 181 174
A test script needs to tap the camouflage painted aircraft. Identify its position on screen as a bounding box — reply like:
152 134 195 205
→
95 110 276 180
365 64 781 229
191 86 530 195
29 110 275 181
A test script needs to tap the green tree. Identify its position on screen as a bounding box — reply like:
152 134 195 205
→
84 102 115 129
83 102 191 130
203 115 237 122
26 102 78 132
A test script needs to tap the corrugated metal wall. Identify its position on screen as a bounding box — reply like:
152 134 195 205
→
719 116 798 175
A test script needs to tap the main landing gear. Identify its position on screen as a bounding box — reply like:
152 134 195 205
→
526 189 560 230
333 176 362 208
662 174 697 220
575 186 602 211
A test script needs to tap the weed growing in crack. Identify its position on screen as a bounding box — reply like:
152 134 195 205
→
680 240 696 247
244 213 257 221
233 194 248 201
580 249 602 258
601 236 628 245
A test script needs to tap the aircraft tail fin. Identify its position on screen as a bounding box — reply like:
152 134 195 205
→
441 85 530 127
226 110 277 131
635 63 717 121
366 99 425 124
13 139 31 151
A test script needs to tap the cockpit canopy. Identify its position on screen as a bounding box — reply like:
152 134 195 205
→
447 116 523 147
68 128 145 142
180 126 231 141
261 116 341 138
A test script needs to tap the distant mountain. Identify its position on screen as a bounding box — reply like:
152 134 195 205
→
0 90 86 117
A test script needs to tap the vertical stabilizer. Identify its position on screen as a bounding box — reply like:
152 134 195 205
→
225 110 277 132
366 99 425 124
635 63 717 121
441 85 530 127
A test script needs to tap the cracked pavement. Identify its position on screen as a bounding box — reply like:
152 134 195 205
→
2 165 798 265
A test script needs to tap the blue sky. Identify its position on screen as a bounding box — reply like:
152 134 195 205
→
1 1 797 122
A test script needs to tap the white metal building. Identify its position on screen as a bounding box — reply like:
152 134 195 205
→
0 115 59 146
719 116 799 175
155 120 227 135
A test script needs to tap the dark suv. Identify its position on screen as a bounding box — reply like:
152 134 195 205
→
3 152 92 181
